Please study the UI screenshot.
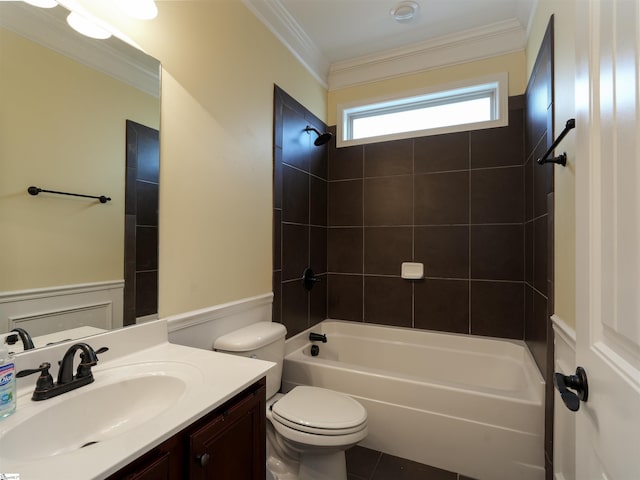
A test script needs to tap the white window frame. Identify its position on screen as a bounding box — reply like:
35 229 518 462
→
336 73 509 148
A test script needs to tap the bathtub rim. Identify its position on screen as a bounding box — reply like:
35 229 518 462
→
284 319 545 404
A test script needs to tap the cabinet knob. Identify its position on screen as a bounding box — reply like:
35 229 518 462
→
196 453 210 467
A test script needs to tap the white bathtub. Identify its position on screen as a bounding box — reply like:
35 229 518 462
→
282 320 545 480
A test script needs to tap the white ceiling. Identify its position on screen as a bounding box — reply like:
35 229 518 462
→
243 0 536 89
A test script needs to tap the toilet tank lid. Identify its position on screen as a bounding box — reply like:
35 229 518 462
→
213 322 287 351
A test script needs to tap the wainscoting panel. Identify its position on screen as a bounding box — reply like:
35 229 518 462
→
551 314 576 480
166 293 273 351
0 281 123 339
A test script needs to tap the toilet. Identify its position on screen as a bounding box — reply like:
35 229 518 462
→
213 322 368 480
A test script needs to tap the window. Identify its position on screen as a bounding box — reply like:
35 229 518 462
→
337 73 508 147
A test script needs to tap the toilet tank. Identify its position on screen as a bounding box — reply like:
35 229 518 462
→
213 322 287 399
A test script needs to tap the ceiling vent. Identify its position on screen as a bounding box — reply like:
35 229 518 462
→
390 1 420 22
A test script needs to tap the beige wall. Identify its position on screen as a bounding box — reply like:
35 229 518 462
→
0 27 159 291
527 1 577 329
52 0 575 326
72 0 327 317
327 51 527 126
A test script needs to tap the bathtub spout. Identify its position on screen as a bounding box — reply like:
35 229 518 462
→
309 332 327 343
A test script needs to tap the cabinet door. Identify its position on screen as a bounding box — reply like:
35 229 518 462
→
105 434 183 480
190 385 266 480
120 452 171 480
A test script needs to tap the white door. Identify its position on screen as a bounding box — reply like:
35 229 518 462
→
574 0 640 478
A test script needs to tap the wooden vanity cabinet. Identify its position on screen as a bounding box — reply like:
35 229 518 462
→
110 439 181 480
189 377 266 479
106 378 266 480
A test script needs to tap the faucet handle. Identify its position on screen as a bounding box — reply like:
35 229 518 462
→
77 346 108 378
79 346 108 362
17 362 54 391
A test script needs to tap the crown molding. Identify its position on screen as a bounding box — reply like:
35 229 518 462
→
0 3 160 97
328 19 526 90
241 0 329 88
243 0 527 91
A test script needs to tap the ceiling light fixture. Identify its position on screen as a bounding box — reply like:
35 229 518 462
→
23 0 58 8
115 0 158 20
66 11 111 39
390 1 420 22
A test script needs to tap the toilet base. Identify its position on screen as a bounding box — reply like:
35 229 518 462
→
266 422 349 480
298 451 347 480
267 456 298 480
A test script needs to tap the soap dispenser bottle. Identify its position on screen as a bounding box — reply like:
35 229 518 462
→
0 332 17 419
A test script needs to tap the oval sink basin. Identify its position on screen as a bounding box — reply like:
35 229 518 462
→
1 363 201 462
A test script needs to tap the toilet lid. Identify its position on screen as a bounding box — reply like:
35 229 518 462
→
271 386 367 434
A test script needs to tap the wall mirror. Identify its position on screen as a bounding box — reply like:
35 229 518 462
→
0 1 161 353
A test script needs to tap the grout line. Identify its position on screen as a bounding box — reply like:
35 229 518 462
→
326 225 369 229
325 164 519 182
412 138 416 329
363 172 415 180
468 131 472 335
362 145 366 322
282 160 327 182
471 278 526 284
326 148 331 320
369 451 384 480
284 221 329 228
529 211 549 223
469 164 524 172
323 222 523 228
522 167 527 341
280 173 284 324
324 272 364 277
526 282 549 300
307 158 311 329
322 273 495 282
328 177 366 183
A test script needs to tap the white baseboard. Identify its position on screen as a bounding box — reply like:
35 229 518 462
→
0 281 124 337
165 293 273 351
551 314 576 480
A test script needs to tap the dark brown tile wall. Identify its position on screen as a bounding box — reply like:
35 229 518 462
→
274 67 554 473
273 86 328 338
525 17 555 479
326 96 526 339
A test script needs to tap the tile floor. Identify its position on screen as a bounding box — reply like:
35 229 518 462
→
346 446 477 480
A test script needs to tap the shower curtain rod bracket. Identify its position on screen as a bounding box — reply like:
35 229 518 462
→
540 152 567 167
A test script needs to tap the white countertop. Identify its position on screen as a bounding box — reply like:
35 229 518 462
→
0 320 274 479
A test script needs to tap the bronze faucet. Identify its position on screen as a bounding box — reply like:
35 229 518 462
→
7 327 35 351
17 343 108 401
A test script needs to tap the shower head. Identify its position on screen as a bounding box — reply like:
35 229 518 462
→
304 125 333 146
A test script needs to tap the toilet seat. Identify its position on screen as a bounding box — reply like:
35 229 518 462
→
271 386 367 436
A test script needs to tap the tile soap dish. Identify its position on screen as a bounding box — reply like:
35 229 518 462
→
401 262 424 279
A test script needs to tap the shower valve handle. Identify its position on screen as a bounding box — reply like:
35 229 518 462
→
302 268 321 291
